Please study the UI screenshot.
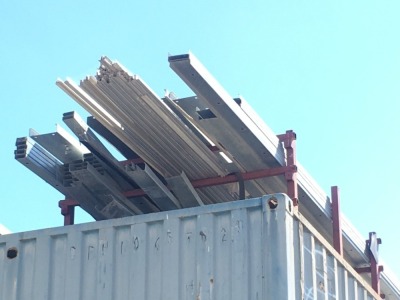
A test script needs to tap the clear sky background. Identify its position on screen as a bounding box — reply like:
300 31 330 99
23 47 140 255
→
1 1 400 281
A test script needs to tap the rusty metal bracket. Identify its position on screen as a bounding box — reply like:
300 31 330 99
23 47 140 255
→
234 171 245 200
58 199 80 226
331 186 343 255
355 232 383 297
278 130 298 206
61 130 300 222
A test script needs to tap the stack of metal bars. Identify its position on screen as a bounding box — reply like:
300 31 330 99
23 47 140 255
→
15 136 65 194
57 57 240 205
15 129 106 220
15 119 162 219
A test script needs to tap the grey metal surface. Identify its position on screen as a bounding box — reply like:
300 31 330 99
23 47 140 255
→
63 111 114 160
171 95 282 197
86 115 140 159
125 163 181 211
69 160 141 215
29 124 88 163
166 171 204 208
0 194 383 300
14 137 67 195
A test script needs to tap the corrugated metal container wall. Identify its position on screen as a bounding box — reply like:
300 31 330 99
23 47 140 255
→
0 194 380 300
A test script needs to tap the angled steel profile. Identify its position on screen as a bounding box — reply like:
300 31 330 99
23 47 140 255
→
68 160 142 215
29 125 89 163
166 171 204 208
63 111 114 159
15 136 65 193
87 116 140 160
125 163 181 211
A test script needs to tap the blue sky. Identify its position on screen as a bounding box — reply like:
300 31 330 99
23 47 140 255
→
1 1 400 280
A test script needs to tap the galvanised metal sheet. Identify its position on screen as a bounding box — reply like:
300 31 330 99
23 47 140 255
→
0 194 381 300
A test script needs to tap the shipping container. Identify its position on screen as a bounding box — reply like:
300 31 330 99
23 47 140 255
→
0 194 384 299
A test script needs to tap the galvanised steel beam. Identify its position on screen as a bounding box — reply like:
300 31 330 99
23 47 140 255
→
166 172 204 208
125 163 181 211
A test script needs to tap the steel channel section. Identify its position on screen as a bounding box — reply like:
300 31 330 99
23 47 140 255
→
168 53 396 296
62 111 115 160
170 95 281 197
61 182 113 221
15 137 70 196
86 116 140 159
0 194 382 300
29 124 88 163
164 95 269 198
168 55 285 166
79 144 161 214
62 112 155 213
124 163 181 211
162 95 214 147
66 164 127 219
82 149 141 193
165 171 204 208
69 161 142 215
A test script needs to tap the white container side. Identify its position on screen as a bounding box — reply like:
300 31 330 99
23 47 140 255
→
0 194 383 300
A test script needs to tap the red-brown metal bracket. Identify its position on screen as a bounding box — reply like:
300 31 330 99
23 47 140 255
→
58 199 80 226
331 187 384 297
277 130 298 206
122 130 298 204
355 232 384 297
331 186 343 255
61 130 299 222
123 165 297 198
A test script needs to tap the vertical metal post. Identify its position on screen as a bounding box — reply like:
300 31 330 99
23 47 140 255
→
356 232 384 297
279 130 298 206
263 194 296 299
331 186 343 255
368 232 382 295
58 199 79 226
